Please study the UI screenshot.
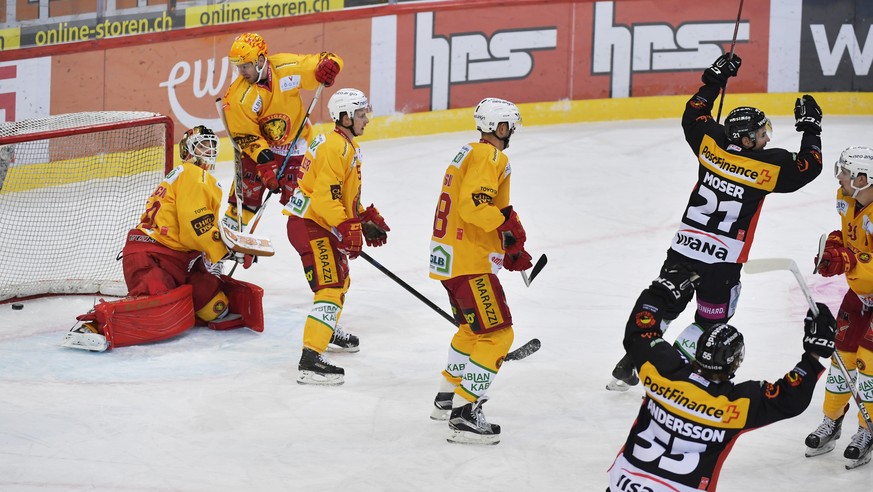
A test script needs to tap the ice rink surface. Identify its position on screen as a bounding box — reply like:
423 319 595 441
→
2 114 872 490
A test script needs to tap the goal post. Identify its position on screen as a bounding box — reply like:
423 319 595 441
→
0 111 174 303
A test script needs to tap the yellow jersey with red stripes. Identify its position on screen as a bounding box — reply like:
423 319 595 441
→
282 129 364 231
835 187 873 298
136 163 227 263
429 141 511 279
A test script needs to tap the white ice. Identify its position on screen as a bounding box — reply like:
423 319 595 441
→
2 114 872 491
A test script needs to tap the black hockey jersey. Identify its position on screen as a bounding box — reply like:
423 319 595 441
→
671 85 822 264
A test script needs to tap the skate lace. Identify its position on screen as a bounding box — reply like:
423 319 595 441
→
849 426 873 449
812 417 837 437
472 397 490 429
332 325 350 343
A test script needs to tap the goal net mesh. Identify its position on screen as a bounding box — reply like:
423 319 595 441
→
0 111 172 302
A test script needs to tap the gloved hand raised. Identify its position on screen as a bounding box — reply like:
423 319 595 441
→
336 218 363 259
702 54 742 87
803 302 836 358
360 204 390 247
316 57 340 87
816 246 856 277
794 94 822 134
496 206 526 255
650 263 700 304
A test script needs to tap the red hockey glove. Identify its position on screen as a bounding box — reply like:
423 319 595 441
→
496 206 526 255
315 58 340 87
503 249 533 272
336 218 363 259
360 204 390 247
816 246 857 277
824 230 843 249
256 163 280 193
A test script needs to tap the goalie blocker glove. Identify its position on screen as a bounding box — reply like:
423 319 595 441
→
803 303 836 358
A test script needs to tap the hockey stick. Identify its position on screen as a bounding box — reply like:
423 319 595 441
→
215 98 244 233
245 84 325 236
521 254 548 287
813 233 827 274
715 0 745 123
358 251 541 361
744 258 873 445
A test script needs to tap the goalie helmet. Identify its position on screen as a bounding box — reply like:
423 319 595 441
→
474 98 521 133
695 323 745 380
328 88 371 122
228 33 268 66
724 106 771 147
179 126 219 171
835 146 873 196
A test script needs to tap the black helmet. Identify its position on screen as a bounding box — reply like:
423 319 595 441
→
695 323 745 379
724 107 770 146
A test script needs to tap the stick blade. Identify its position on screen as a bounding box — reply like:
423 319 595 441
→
522 254 548 287
743 258 798 274
505 338 541 361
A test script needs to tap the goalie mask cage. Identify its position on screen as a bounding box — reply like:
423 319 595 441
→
0 111 174 303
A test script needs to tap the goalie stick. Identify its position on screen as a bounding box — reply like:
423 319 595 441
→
744 257 873 469
358 251 540 362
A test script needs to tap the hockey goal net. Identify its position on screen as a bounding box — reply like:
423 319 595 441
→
0 111 173 303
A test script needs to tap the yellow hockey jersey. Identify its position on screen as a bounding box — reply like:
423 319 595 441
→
836 187 873 297
136 163 227 263
282 129 364 231
222 52 344 160
429 141 511 280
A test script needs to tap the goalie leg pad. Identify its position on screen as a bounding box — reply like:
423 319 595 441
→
220 275 265 332
96 284 196 348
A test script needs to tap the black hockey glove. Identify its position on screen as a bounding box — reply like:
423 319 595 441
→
803 302 836 358
650 263 700 305
794 94 822 134
702 54 742 87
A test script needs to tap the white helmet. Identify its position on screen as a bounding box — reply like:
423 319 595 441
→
474 98 521 133
328 88 370 122
179 125 219 171
835 146 873 197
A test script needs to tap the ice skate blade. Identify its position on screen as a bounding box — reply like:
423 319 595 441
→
296 370 344 386
430 408 450 421
60 332 109 352
846 450 872 470
447 429 500 445
805 441 836 457
326 344 360 353
606 378 634 392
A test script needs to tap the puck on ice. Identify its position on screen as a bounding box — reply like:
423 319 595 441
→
11 303 23 310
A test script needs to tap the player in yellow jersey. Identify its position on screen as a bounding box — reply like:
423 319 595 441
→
62 126 267 351
805 146 873 464
220 33 343 232
427 98 533 445
283 88 390 385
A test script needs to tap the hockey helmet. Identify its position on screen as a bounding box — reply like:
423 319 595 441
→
328 88 371 123
835 146 873 196
724 106 771 147
474 98 521 133
229 33 268 66
695 323 745 379
179 125 219 171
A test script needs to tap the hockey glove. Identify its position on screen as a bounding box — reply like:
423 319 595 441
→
256 163 281 193
336 218 363 259
824 230 843 250
803 302 836 358
496 206 527 256
816 246 856 277
503 249 533 272
360 204 390 247
650 263 700 305
794 94 822 134
701 54 742 88
315 57 340 87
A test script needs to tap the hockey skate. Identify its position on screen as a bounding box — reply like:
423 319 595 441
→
606 353 639 392
327 325 360 353
844 425 873 469
60 321 109 352
447 397 500 445
430 392 453 421
804 415 843 457
297 348 344 386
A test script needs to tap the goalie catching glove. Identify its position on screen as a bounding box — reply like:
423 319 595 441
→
496 206 527 255
360 204 390 247
803 302 836 358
